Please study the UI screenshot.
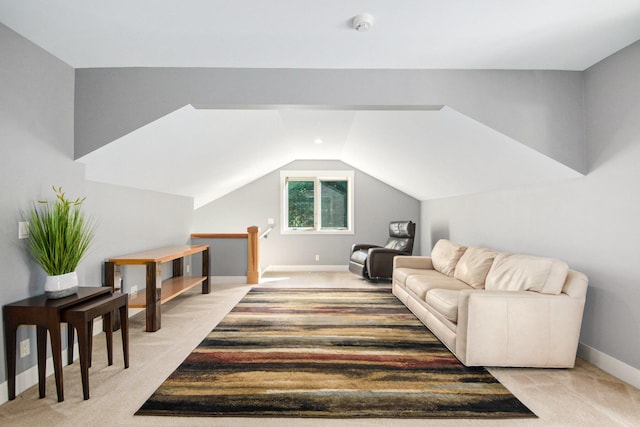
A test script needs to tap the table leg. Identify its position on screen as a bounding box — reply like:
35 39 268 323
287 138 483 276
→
105 313 113 366
104 261 121 331
104 261 116 291
4 320 18 400
120 302 129 369
145 261 162 332
47 322 64 402
74 317 91 400
202 247 210 294
36 326 47 398
67 323 75 365
88 319 94 367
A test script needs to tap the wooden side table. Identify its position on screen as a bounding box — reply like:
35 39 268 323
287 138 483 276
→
62 292 129 400
3 287 111 402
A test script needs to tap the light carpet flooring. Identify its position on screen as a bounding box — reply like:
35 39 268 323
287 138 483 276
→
1 271 639 426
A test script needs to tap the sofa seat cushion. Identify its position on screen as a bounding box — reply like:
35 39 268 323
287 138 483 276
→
431 239 467 277
405 271 470 300
485 253 569 295
394 267 434 284
454 247 499 289
425 289 462 323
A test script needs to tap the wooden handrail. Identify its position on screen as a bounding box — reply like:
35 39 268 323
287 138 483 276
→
259 226 273 239
190 233 248 239
191 227 261 285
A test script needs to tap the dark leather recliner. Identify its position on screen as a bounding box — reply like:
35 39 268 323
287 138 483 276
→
349 221 416 280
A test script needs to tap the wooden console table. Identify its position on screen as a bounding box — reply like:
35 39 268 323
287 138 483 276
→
3 287 112 402
104 245 209 332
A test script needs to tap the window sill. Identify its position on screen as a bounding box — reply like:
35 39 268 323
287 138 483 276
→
281 229 354 235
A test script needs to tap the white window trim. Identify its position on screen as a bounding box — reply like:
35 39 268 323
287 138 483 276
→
280 170 354 235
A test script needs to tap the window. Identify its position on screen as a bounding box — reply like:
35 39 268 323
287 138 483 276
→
281 171 354 234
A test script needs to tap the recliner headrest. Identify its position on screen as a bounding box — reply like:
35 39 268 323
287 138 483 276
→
389 221 415 238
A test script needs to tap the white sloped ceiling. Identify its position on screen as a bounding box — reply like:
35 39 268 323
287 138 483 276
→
77 105 582 208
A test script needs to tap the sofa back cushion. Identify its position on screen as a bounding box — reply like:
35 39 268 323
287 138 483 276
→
431 239 467 277
485 253 569 295
453 247 498 289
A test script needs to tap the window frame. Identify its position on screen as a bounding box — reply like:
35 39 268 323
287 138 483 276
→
280 170 354 235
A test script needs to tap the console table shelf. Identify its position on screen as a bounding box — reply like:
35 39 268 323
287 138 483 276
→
104 244 209 332
128 275 207 308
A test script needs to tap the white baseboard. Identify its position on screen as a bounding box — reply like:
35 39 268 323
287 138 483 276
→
264 265 349 272
209 276 247 284
578 343 640 389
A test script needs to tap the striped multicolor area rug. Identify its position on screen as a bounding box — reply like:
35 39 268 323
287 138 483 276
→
136 287 535 418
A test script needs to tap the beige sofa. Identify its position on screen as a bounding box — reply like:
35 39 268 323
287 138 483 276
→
392 239 588 368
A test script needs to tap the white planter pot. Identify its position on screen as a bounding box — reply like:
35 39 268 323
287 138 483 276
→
44 271 79 299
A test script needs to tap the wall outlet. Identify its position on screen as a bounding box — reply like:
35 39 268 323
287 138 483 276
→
267 218 275 226
19 338 30 358
315 254 320 262
18 221 29 239
186 265 190 273
130 285 138 295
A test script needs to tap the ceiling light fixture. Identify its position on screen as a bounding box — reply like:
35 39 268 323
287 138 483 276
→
314 138 324 144
352 13 375 32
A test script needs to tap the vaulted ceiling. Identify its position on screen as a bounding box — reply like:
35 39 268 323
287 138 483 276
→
77 105 581 209
2 1 639 208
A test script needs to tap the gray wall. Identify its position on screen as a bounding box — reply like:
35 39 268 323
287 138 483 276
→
420 40 640 371
189 237 247 277
75 68 586 173
0 24 194 385
0 23 80 383
82 182 194 292
193 160 420 270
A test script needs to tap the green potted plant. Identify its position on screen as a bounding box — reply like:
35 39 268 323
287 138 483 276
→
27 186 95 299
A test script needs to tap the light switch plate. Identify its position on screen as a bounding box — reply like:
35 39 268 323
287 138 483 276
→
18 222 29 239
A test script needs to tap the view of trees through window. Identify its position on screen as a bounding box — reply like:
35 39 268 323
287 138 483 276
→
287 180 315 228
287 179 348 229
320 180 348 229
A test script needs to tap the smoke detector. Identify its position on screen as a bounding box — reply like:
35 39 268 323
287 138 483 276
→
352 13 375 32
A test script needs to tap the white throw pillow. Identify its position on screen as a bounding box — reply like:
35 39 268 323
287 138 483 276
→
485 253 569 295
454 247 498 289
431 239 467 277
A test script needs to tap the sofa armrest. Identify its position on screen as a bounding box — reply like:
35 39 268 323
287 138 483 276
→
393 256 434 270
456 290 586 367
562 269 588 299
